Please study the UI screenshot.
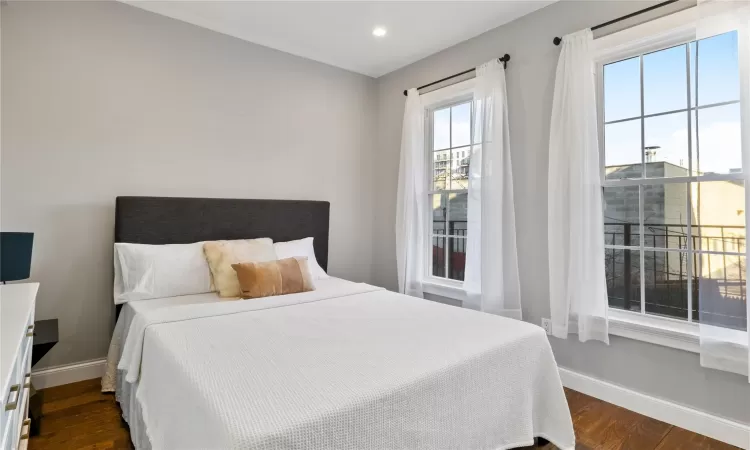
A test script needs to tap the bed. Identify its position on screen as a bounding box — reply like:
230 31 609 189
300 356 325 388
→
103 196 575 450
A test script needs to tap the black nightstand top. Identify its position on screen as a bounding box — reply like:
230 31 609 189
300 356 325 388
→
32 318 58 367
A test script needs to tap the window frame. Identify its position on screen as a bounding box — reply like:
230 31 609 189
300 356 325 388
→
418 78 475 294
594 6 748 348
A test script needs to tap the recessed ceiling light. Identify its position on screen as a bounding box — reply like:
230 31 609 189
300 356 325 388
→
372 27 387 37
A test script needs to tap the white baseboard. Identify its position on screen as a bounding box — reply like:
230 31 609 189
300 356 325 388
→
559 367 750 449
31 358 106 390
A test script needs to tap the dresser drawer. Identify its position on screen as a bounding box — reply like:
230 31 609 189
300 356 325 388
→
17 420 30 450
0 366 28 450
0 356 21 450
16 324 33 396
0 284 37 450
5 386 30 450
1 308 34 450
0 364 31 450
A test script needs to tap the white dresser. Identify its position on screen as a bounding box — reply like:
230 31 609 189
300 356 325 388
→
0 283 37 450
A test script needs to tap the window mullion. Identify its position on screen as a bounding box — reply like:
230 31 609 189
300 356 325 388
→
694 40 703 322
598 62 607 185
427 109 435 280
694 99 740 111
445 107 452 279
428 189 468 195
695 40 701 177
448 107 453 191
639 54 646 315
422 110 435 277
685 42 694 322
602 172 745 188
444 201 450 279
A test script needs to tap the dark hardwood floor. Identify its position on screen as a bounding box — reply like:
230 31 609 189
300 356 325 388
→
29 379 738 450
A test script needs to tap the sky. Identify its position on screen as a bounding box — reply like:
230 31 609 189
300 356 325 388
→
431 31 742 181
604 31 741 177
433 102 471 151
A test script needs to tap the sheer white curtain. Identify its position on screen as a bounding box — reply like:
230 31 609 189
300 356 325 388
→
396 89 426 297
548 30 609 343
463 59 522 319
696 0 750 380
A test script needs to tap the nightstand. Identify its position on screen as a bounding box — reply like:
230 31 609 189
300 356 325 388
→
31 319 58 366
29 319 58 437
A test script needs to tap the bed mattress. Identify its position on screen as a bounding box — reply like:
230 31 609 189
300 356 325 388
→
106 279 574 450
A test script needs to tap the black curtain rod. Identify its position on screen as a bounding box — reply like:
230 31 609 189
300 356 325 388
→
553 0 679 45
402 54 510 96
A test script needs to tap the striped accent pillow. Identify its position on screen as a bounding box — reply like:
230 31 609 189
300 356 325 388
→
231 257 315 299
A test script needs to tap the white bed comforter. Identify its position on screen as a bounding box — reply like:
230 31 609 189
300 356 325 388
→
117 282 574 450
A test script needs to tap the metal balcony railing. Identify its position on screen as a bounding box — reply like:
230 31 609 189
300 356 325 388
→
432 221 467 281
605 222 747 330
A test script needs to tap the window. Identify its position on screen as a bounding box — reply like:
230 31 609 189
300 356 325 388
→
428 99 472 282
601 30 747 331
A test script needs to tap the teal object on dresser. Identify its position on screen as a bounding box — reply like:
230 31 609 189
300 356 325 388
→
0 233 34 283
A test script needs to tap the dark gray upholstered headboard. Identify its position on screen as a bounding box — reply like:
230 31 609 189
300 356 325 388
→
114 196 330 315
114 196 330 266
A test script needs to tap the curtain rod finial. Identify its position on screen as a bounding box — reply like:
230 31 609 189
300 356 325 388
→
553 37 562 46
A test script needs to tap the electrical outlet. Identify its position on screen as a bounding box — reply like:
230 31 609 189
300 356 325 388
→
541 318 552 335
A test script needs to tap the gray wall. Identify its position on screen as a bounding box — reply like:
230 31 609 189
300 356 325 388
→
374 1 750 424
1 1 376 368
3 0 748 425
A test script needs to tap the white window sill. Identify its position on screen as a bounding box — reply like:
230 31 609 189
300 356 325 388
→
422 279 466 302
421 283 700 353
608 309 699 353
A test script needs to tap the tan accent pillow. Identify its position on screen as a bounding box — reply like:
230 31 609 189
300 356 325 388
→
203 238 277 297
231 257 315 299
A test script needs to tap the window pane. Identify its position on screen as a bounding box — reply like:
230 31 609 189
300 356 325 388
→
447 192 467 237
693 180 746 326
433 108 450 150
604 57 640 122
431 236 446 278
644 250 691 320
451 102 471 147
696 31 740 106
606 249 641 312
605 119 642 179
643 183 688 249
694 103 742 175
603 186 640 246
693 181 746 255
431 194 446 235
697 254 746 330
644 45 687 115
449 148 470 189
644 112 689 177
432 150 449 190
447 237 466 281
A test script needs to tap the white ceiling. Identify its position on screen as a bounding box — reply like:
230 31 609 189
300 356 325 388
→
125 1 555 78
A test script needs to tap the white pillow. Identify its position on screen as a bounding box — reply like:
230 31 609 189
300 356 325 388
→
273 237 329 280
113 242 213 304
